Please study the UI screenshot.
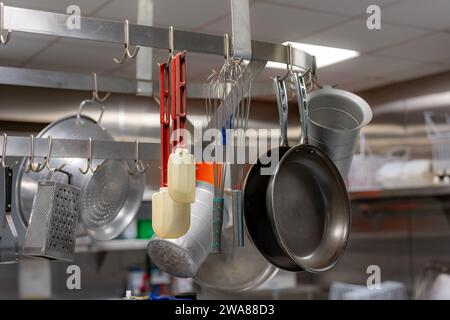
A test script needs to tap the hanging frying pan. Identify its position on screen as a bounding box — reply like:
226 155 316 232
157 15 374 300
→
265 73 351 273
243 76 302 271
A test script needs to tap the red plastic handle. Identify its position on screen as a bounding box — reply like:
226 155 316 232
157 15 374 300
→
171 52 187 149
159 63 170 187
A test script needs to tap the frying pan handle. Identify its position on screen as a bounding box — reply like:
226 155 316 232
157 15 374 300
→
160 63 170 187
211 197 224 253
273 76 289 147
294 73 308 145
77 99 105 129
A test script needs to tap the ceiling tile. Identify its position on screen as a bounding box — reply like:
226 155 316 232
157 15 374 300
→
382 0 450 30
7 0 109 15
382 62 449 82
153 0 231 30
264 0 399 16
320 55 422 78
342 77 390 92
301 18 427 52
202 1 348 42
92 0 139 23
374 32 450 64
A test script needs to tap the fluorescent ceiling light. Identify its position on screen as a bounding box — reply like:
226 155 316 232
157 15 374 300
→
266 42 359 70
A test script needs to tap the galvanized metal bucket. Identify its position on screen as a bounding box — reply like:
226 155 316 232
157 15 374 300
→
306 86 373 178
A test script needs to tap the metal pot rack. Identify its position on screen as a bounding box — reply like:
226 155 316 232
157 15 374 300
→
0 3 315 163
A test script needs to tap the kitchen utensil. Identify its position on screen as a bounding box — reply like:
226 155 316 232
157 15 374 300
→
195 210 278 293
23 169 80 262
0 165 21 264
243 76 302 271
152 62 190 239
206 63 228 253
306 86 372 178
265 73 351 273
15 101 145 241
228 57 253 248
168 52 196 204
148 181 222 278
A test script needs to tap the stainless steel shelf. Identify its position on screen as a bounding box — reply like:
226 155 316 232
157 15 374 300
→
350 185 450 200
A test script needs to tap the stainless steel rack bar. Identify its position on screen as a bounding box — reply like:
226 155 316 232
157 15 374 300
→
2 5 315 71
0 66 277 98
2 136 159 160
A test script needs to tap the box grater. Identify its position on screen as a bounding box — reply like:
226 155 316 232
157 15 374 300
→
23 169 80 262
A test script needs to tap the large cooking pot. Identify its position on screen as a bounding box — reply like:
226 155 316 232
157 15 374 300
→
15 100 145 241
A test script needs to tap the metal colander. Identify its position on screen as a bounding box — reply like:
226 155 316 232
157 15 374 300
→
82 161 129 227
23 170 80 262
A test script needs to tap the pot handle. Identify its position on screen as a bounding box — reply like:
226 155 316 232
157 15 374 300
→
294 73 308 145
273 76 289 147
76 99 105 129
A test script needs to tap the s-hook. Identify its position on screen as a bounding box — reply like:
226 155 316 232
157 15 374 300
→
79 137 100 174
0 3 11 45
92 72 111 103
25 134 46 173
113 19 140 64
128 139 149 175
44 135 66 171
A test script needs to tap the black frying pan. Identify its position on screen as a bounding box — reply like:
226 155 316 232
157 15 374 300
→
243 77 302 271
265 74 351 273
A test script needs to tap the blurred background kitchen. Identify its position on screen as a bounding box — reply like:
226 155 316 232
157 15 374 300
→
2 0 450 300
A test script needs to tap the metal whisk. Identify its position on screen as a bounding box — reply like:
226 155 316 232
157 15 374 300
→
206 34 253 252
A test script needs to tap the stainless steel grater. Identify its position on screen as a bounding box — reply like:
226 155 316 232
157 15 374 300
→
23 169 80 262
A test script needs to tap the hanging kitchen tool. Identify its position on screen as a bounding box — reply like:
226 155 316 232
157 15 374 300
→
306 85 372 178
152 62 190 239
23 168 80 262
0 134 20 264
195 200 277 293
167 51 196 204
148 180 226 278
243 76 302 271
265 73 351 273
15 100 145 241
226 36 253 248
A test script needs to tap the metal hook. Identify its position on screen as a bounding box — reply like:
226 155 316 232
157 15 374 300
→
44 136 66 171
25 135 46 173
79 137 99 174
128 139 149 175
91 72 111 103
113 19 140 64
280 43 293 81
224 33 230 60
0 3 11 45
165 26 175 65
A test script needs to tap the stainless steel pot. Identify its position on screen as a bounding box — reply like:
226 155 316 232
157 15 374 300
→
15 100 145 240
